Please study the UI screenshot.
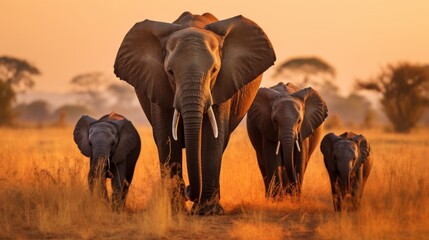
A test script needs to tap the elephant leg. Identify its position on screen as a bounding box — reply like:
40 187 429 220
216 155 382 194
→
88 171 108 202
332 178 342 212
151 105 187 212
352 173 364 210
111 162 128 211
292 139 310 198
262 139 281 199
125 146 139 186
246 120 268 195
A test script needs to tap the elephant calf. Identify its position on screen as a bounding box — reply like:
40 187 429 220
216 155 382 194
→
73 112 141 211
320 132 373 212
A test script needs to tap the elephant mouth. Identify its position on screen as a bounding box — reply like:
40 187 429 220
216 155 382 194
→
275 137 301 156
171 106 218 140
94 156 115 178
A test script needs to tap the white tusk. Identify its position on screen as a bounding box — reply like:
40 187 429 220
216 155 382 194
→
172 108 180 141
296 140 301 152
107 157 111 170
207 106 218 138
276 141 281 155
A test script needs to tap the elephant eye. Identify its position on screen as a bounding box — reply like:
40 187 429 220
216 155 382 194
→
167 68 174 77
211 67 217 75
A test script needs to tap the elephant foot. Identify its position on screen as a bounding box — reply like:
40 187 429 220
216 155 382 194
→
190 199 225 216
170 180 188 214
171 196 188 214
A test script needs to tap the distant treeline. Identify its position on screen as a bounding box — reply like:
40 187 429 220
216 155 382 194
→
2 55 429 132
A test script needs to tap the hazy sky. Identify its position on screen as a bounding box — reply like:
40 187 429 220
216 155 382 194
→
1 0 428 95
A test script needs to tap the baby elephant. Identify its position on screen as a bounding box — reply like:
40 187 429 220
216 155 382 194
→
73 112 141 210
320 132 373 212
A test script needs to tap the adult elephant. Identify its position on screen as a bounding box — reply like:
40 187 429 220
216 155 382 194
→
246 82 327 198
114 12 276 215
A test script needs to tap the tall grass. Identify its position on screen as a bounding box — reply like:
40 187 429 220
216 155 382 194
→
0 126 427 239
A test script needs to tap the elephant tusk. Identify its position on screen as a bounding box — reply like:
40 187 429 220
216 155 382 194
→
275 141 281 155
172 109 180 141
107 157 110 170
207 106 218 138
296 139 301 152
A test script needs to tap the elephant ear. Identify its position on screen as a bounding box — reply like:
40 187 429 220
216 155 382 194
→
114 20 181 107
351 134 370 174
320 132 340 158
73 115 97 157
205 15 276 104
111 120 141 164
320 133 340 176
293 87 328 139
247 88 278 141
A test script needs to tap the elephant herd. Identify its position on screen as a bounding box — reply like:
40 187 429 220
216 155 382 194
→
73 12 373 215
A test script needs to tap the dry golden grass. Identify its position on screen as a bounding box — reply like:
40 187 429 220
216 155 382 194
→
0 126 428 239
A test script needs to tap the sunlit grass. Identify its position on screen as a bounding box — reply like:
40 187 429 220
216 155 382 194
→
0 126 428 239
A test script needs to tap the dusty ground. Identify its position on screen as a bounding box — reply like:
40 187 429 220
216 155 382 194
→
0 126 428 239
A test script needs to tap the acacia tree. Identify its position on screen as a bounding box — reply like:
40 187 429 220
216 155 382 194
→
357 62 429 132
70 72 111 113
0 56 40 125
273 56 336 89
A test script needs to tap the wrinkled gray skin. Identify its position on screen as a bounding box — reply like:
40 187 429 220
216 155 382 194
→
73 113 141 211
114 12 275 215
321 132 372 212
247 82 328 198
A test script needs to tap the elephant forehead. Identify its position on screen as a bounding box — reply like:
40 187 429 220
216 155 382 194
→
89 122 117 135
334 141 357 155
273 97 302 114
168 28 220 50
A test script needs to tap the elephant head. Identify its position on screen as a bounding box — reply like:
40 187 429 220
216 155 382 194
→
248 82 328 189
321 132 370 197
114 12 276 202
73 113 140 193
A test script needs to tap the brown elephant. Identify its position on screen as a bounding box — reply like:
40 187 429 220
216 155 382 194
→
73 112 141 211
246 82 328 198
114 12 276 215
320 132 373 212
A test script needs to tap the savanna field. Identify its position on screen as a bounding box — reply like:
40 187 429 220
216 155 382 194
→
0 126 428 239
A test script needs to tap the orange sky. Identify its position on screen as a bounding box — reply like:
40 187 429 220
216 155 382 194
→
1 0 428 95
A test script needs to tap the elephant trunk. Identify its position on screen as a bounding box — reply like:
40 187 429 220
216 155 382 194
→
280 129 298 186
180 88 205 203
338 160 351 196
89 149 109 197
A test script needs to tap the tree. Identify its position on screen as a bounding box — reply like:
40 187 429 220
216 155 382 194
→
0 81 15 125
0 56 40 126
15 100 51 123
357 62 429 132
0 56 40 92
70 72 112 113
52 104 91 124
273 56 336 89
